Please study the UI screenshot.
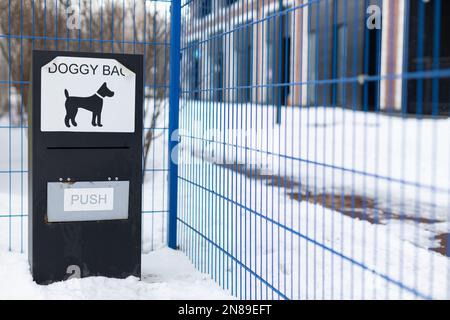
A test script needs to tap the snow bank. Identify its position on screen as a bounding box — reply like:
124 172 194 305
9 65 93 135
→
1 101 449 300
177 101 450 299
0 248 231 300
180 102 450 223
0 109 230 300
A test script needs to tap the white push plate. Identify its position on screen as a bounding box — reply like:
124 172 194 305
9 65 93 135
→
47 181 129 222
63 188 114 212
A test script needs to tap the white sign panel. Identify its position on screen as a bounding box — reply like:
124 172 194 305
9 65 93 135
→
41 56 136 132
47 181 129 222
63 187 114 212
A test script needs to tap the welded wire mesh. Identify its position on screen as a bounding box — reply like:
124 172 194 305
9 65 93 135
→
177 0 450 300
1 0 450 301
0 0 171 253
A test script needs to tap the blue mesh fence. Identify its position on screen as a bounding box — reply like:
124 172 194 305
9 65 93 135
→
0 0 171 253
175 0 450 299
1 0 450 300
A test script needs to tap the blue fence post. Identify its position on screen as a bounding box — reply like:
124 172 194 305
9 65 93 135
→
168 0 181 249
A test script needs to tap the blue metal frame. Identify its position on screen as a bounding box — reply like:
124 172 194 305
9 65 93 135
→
168 0 181 249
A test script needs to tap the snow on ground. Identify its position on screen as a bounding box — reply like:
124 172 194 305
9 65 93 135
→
180 101 450 245
177 101 450 299
1 101 450 299
0 111 231 300
0 247 232 299
181 101 450 224
177 151 450 300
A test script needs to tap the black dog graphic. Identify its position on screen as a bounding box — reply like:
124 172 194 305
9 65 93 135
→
64 82 115 128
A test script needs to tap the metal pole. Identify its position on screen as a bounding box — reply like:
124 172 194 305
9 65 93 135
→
168 0 181 249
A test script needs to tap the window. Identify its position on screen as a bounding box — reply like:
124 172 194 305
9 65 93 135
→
225 0 239 6
406 0 450 115
198 0 212 18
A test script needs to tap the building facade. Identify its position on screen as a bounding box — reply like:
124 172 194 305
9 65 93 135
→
182 0 449 115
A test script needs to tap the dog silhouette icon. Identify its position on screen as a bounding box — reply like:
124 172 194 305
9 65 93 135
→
63 82 115 128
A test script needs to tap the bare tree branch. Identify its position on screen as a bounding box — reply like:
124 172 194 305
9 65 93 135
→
0 1 169 178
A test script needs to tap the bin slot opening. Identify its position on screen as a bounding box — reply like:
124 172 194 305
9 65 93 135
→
47 146 130 150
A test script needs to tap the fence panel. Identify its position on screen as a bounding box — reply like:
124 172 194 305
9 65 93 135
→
0 0 171 253
177 0 450 299
1 0 450 301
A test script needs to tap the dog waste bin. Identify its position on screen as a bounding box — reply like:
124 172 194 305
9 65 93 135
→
29 50 143 284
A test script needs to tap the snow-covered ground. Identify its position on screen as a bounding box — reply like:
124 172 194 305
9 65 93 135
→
0 247 232 299
181 101 450 226
177 159 449 299
179 101 450 248
0 104 231 300
177 101 450 299
1 101 450 300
